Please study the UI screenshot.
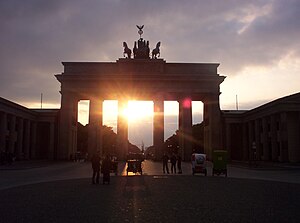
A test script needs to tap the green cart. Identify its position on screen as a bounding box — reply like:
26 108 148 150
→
212 150 228 177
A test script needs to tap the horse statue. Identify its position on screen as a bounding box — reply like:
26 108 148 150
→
123 42 132 59
152 42 161 59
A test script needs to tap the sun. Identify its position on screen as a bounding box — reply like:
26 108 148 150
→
121 101 153 122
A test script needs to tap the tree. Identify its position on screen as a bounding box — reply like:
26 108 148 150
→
77 122 88 153
163 122 204 155
144 146 155 160
192 122 204 153
101 125 117 155
164 131 179 154
77 123 141 157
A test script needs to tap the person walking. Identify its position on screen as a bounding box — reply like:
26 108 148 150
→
170 153 177 174
91 151 101 184
101 155 112 184
162 153 169 174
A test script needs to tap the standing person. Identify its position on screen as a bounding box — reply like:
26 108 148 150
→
162 153 169 174
170 153 177 174
177 155 182 174
101 155 112 184
91 151 101 184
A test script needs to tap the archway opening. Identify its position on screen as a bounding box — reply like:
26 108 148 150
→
78 100 89 126
126 101 153 150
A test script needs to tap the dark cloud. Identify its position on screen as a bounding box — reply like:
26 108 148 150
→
0 0 299 106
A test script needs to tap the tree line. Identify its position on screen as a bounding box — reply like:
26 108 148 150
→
77 122 204 158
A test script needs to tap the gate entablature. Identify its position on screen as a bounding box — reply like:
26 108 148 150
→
57 60 224 100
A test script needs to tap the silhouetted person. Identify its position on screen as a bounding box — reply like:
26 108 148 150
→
101 155 112 184
91 151 101 184
170 153 177 174
162 153 169 174
177 155 182 174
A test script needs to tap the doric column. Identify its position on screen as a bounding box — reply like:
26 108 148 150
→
23 119 30 160
30 121 37 159
270 115 278 161
16 117 24 160
248 121 254 161
59 91 78 160
254 119 260 160
203 94 222 160
117 100 128 160
153 99 164 160
0 112 7 151
242 123 248 161
225 123 231 160
88 97 103 158
278 113 288 162
262 118 269 161
178 97 192 161
287 112 300 162
8 115 16 154
48 122 55 160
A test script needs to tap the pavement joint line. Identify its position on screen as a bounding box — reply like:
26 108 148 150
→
153 175 168 179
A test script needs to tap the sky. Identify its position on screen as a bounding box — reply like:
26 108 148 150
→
1 0 300 147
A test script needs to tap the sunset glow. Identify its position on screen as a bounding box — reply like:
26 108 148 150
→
122 101 153 122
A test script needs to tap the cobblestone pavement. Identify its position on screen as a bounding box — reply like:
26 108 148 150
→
0 176 299 223
0 160 299 222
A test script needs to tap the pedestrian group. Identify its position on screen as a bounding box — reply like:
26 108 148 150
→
91 151 184 184
162 153 182 174
91 151 112 185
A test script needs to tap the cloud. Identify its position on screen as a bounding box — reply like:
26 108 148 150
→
0 0 299 108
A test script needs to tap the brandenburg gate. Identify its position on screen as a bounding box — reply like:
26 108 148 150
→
55 26 225 161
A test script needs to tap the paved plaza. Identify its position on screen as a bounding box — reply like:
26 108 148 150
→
0 160 299 222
